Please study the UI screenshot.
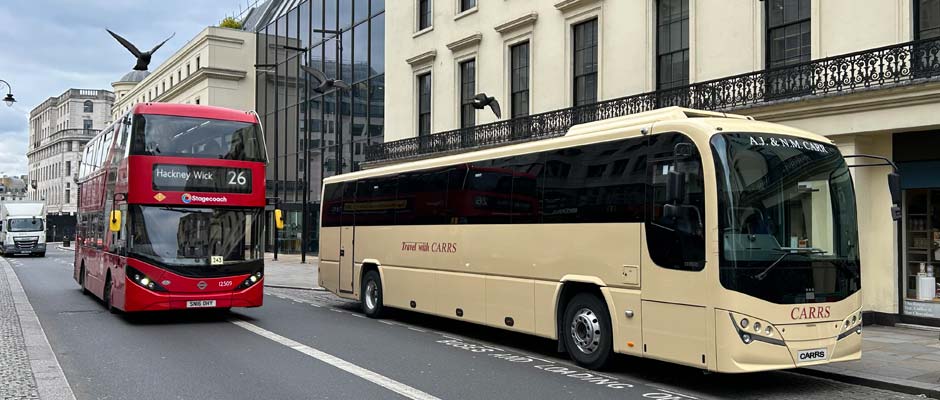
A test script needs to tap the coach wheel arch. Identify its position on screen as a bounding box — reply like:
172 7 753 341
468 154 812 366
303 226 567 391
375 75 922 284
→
555 281 611 352
359 262 381 293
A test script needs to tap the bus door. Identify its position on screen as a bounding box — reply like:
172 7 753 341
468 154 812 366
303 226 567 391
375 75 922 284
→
641 132 710 368
339 183 357 294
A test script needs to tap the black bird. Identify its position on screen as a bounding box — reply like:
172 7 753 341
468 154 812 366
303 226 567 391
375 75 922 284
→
107 29 176 71
471 93 502 119
301 65 351 93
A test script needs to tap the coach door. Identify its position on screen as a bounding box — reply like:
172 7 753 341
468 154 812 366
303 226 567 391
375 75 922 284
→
641 132 711 368
339 183 357 294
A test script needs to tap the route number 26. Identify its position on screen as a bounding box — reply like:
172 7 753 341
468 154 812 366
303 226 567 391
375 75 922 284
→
227 171 248 186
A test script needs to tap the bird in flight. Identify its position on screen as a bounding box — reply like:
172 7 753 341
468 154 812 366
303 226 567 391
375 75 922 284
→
107 29 176 71
301 65 351 93
472 93 502 119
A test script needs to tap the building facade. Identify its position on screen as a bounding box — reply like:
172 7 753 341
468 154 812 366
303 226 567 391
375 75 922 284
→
111 26 257 120
0 175 28 202
377 0 940 325
255 0 386 256
27 89 114 228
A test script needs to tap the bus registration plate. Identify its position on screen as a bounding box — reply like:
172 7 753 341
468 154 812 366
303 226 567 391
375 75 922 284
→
796 348 828 363
186 300 216 308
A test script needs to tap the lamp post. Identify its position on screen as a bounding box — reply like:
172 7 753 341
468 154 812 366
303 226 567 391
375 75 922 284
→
0 79 16 107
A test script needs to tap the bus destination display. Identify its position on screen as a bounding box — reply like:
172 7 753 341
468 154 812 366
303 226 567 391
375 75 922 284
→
152 164 251 194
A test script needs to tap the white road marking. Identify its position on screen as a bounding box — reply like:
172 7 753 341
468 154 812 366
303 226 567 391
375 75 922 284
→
407 327 427 333
230 319 441 400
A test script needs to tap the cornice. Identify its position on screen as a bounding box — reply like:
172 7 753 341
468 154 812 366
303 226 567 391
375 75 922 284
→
494 12 538 35
446 33 483 52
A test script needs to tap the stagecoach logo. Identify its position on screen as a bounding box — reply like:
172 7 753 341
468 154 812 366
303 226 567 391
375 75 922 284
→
749 136 829 154
180 193 229 204
197 281 208 290
401 241 458 253
154 193 166 202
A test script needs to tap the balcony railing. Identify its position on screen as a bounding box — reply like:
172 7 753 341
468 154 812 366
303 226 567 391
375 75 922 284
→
366 37 940 163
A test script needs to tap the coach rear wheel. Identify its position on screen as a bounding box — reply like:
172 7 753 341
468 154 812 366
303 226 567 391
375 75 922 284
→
360 270 384 318
563 293 613 370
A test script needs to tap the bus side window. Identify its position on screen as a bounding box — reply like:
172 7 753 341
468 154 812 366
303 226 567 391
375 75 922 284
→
646 132 706 271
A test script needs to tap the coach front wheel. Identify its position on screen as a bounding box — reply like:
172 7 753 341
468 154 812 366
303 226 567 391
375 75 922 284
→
360 270 385 318
562 293 613 370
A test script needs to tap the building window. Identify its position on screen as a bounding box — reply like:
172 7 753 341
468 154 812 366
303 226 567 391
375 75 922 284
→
766 0 810 68
65 161 71 176
656 0 689 90
459 59 476 128
196 56 201 70
417 72 432 136
916 0 940 39
83 119 93 130
573 18 598 106
65 190 70 204
178 70 182 82
195 97 201 105
459 0 475 13
510 42 530 118
187 64 191 76
418 0 432 30
83 100 93 113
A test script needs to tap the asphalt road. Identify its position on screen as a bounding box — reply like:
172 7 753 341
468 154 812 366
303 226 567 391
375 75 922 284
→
6 247 932 400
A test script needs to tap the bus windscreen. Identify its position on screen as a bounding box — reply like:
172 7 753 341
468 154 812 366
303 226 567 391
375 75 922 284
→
131 114 266 162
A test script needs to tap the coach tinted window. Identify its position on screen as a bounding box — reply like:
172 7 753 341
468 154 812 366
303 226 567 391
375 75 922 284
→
355 177 398 226
646 132 706 271
542 138 646 224
396 167 454 225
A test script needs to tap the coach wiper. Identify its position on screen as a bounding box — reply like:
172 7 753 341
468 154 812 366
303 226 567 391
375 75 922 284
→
752 247 827 281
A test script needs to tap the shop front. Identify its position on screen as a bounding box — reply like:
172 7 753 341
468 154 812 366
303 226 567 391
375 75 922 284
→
897 131 940 323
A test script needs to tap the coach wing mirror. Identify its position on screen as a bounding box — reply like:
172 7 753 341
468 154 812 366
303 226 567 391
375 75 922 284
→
274 209 285 230
666 170 686 204
113 193 127 202
888 172 902 221
109 210 122 232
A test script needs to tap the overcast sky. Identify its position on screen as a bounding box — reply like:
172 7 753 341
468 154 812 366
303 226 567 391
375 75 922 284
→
0 1 251 176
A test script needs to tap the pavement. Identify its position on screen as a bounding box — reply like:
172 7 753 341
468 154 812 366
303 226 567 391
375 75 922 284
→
0 244 925 399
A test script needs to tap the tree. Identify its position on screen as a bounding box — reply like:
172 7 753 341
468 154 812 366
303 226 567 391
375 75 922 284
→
219 17 242 29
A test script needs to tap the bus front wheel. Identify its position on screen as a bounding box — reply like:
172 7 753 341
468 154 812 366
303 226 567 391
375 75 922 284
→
562 293 613 370
360 270 385 318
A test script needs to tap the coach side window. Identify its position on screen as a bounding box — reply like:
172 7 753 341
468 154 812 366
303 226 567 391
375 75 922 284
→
646 132 706 271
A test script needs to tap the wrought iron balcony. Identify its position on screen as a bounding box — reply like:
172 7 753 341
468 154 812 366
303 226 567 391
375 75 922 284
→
366 37 940 163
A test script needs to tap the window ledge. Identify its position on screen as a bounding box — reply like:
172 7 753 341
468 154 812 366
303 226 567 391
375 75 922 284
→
413 26 434 39
454 7 478 22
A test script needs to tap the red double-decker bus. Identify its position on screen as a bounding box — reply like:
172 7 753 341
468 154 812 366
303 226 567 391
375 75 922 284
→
73 103 268 312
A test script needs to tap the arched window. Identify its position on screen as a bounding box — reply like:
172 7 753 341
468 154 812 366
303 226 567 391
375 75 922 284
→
83 100 93 113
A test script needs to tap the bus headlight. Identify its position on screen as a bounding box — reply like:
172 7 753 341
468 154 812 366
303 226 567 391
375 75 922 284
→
753 322 762 333
240 271 263 289
740 318 749 329
127 266 167 292
764 326 773 336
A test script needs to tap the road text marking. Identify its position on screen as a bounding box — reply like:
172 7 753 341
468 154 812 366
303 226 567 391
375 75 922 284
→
230 319 441 400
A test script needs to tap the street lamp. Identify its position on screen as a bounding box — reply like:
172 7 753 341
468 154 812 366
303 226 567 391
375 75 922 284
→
0 79 15 107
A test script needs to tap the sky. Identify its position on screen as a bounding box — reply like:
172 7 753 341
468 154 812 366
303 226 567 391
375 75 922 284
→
0 1 253 177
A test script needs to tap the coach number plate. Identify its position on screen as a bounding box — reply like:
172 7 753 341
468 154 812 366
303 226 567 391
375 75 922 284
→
796 348 828 363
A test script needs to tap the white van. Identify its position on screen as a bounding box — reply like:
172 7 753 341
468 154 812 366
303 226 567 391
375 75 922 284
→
0 202 47 257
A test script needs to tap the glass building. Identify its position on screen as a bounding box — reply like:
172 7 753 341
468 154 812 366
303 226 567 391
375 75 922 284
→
255 0 385 256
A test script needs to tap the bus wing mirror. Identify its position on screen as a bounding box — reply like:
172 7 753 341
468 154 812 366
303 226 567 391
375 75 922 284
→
114 193 127 202
109 210 122 232
274 209 285 230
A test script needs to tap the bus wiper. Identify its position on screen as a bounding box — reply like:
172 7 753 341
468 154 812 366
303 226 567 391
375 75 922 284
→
752 248 827 281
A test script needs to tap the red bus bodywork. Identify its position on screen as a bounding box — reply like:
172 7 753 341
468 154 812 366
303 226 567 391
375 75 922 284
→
73 103 266 312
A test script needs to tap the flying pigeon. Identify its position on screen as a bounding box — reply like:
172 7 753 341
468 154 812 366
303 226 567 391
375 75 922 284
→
471 93 502 119
301 65 351 93
107 29 176 71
